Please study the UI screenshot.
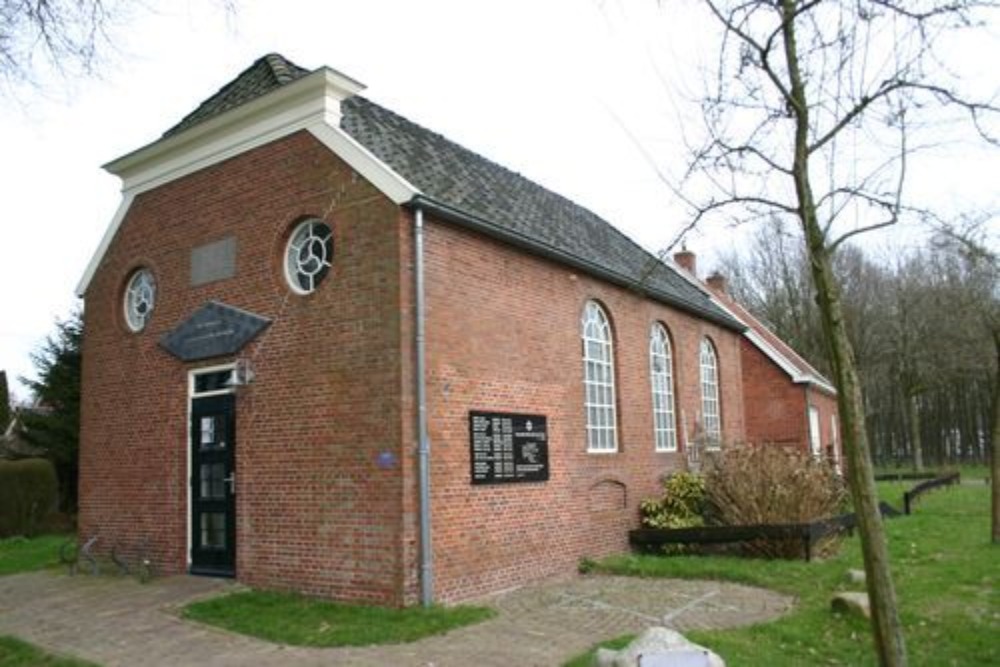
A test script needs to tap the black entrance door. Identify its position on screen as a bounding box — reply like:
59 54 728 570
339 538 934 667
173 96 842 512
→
190 394 236 576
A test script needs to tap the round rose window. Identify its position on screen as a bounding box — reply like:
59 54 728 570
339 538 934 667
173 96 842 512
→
285 219 333 294
124 268 156 332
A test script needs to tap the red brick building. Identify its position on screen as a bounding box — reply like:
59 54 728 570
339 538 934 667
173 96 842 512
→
77 54 834 605
701 270 841 466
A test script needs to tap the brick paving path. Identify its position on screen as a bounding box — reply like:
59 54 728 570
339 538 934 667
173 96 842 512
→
0 570 792 666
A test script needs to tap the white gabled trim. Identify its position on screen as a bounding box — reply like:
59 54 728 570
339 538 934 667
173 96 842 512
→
744 328 837 395
306 122 419 205
76 66 421 296
683 264 838 396
744 329 808 383
75 193 134 297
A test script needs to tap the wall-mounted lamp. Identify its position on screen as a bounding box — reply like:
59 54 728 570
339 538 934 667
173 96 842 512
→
227 359 255 387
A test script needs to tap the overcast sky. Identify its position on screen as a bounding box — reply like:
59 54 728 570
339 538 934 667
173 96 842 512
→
1 0 997 400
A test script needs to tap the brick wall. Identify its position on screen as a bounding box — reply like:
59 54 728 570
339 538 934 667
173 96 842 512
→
739 337 841 465
80 130 410 605
740 338 808 449
82 129 759 605
414 216 745 603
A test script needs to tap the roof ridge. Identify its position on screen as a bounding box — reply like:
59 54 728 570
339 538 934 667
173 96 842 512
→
262 52 308 84
163 53 311 138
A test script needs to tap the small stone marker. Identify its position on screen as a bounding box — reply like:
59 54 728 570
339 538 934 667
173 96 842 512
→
595 626 725 667
845 569 866 585
831 591 871 619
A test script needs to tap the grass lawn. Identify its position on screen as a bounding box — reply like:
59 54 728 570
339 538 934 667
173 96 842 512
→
569 484 998 666
183 590 496 647
0 636 97 667
0 535 68 576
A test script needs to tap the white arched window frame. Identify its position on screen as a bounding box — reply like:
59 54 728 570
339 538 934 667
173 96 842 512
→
699 338 722 448
582 301 618 452
649 323 678 452
124 268 156 332
285 218 334 294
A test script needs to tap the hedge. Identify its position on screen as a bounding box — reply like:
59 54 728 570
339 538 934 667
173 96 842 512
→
0 458 58 537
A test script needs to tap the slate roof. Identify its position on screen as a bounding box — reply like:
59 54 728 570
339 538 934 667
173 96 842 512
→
162 54 742 329
163 54 310 138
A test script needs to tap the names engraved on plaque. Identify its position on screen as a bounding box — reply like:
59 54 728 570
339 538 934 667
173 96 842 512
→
469 411 548 485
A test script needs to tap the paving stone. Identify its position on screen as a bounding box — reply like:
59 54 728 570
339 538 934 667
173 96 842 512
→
0 570 793 666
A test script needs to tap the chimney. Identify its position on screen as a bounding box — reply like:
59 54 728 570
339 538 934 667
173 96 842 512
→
674 249 697 276
706 272 727 294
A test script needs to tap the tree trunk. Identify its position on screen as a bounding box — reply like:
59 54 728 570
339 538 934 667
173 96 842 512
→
906 393 924 472
779 1 907 662
805 230 908 667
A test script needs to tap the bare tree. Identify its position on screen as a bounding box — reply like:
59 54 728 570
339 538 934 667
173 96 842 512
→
994 330 1000 544
0 0 117 86
678 2 999 665
934 223 1000 542
721 228 996 470
0 1 236 93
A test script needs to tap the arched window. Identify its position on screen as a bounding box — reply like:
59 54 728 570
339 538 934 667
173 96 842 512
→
649 323 677 452
699 338 722 447
581 301 617 452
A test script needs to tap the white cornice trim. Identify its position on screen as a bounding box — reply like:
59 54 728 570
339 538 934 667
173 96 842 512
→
75 193 134 297
106 68 357 193
76 67 422 296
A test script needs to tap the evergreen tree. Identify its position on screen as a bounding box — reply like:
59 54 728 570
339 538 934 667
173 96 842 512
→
19 309 82 513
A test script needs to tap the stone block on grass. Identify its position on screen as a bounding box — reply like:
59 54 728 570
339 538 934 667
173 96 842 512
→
595 626 725 667
831 591 871 619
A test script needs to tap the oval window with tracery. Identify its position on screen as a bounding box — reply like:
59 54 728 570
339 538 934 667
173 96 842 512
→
285 219 333 294
124 268 156 332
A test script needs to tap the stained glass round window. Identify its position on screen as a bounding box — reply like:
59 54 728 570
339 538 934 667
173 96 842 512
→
124 268 156 332
285 219 333 294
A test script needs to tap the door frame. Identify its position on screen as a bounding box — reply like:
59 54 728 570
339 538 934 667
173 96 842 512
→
187 363 236 573
807 404 822 459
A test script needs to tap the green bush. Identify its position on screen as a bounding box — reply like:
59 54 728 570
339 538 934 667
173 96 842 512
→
640 471 706 529
0 458 59 537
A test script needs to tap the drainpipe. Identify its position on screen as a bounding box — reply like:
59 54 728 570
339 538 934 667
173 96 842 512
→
414 206 433 607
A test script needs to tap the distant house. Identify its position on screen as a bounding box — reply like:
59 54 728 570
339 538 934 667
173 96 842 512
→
0 414 44 460
77 54 835 606
693 261 841 466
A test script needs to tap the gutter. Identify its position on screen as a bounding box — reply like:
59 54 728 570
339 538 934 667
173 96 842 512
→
408 196 745 333
414 206 433 607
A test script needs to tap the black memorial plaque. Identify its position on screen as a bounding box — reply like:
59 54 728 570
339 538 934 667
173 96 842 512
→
469 411 548 485
160 301 271 362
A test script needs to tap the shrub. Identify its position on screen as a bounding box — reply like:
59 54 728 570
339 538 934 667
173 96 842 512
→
640 471 706 529
0 458 59 537
703 445 846 558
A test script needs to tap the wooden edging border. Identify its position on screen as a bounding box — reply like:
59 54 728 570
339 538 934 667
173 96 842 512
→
902 471 961 515
630 472 961 560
